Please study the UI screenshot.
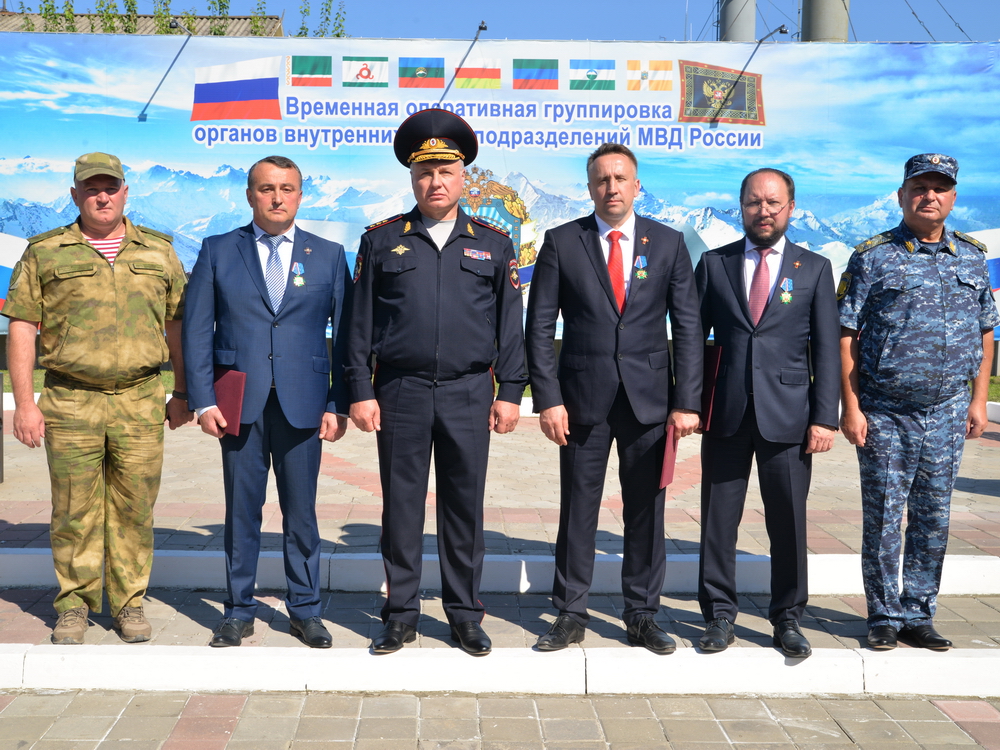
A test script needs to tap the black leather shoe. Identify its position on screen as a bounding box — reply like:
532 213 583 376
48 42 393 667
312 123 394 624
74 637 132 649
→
900 622 952 651
699 618 736 653
535 614 586 652
773 620 811 658
450 621 492 656
626 616 676 655
867 624 898 650
210 617 254 647
371 620 416 654
290 617 332 649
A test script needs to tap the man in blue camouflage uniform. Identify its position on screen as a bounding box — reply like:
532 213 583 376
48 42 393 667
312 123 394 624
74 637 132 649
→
839 154 999 651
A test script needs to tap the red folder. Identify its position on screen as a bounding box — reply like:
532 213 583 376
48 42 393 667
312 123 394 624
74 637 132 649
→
701 344 722 433
659 424 677 489
212 367 246 437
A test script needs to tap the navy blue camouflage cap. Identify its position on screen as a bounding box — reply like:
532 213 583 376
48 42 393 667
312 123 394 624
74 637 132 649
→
903 153 958 184
393 109 478 167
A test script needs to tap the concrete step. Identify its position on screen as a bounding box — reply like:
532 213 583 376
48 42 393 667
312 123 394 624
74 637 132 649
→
1 642 998 697
3 548 1000 596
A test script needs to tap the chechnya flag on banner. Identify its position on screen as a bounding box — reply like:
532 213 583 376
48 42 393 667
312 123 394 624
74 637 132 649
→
289 56 332 86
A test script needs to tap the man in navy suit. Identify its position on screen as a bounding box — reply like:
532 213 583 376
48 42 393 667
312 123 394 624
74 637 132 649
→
183 155 351 648
694 168 840 658
525 142 703 654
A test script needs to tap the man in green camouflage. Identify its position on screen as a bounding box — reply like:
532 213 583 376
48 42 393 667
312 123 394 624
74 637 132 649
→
2 152 192 644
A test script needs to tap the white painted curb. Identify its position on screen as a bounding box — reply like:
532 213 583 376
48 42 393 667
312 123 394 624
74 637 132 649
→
2 549 1000 596
1 644 998 696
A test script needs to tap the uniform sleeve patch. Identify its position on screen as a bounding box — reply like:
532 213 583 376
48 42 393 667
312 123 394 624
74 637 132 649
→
353 254 363 283
7 261 22 291
508 259 520 289
837 272 851 301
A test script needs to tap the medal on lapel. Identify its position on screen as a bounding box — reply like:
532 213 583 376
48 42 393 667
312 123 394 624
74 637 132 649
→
779 277 793 304
292 261 305 287
634 255 647 280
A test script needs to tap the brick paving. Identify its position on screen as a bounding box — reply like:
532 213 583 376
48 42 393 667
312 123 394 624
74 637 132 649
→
0 689 998 749
3 414 1000 558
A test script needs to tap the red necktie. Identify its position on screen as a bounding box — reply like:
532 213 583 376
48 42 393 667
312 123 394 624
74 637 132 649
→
607 230 626 313
748 246 773 325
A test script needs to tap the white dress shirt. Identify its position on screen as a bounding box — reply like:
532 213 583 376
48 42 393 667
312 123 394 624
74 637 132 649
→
742 234 787 303
595 212 637 297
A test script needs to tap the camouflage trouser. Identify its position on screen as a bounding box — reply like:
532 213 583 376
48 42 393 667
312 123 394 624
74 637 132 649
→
39 375 165 615
857 389 968 629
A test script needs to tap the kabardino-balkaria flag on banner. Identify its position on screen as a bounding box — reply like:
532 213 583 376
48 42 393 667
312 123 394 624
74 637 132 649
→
191 57 283 121
678 60 765 126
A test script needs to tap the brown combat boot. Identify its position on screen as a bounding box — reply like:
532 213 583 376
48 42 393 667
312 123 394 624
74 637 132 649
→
51 606 89 644
113 606 152 643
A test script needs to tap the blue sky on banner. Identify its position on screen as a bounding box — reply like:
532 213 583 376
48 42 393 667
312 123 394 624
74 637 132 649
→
93 0 999 42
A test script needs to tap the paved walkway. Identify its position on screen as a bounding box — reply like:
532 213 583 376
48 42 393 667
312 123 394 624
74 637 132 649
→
1 689 1000 749
3 414 1000 558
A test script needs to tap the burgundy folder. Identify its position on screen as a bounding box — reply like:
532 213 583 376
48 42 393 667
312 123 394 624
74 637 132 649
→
659 424 677 489
212 367 246 437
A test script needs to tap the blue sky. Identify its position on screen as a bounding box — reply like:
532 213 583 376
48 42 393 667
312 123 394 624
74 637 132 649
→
61 0 999 43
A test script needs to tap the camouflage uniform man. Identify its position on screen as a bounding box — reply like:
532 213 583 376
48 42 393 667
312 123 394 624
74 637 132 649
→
839 154 999 651
2 152 192 644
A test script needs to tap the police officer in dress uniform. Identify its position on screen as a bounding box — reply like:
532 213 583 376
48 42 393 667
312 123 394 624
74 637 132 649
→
346 110 527 656
3 152 192 645
839 154 1000 651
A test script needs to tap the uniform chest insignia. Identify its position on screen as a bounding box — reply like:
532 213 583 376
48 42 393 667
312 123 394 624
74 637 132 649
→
464 248 491 261
391 245 409 255
903 240 916 253
508 259 520 289
404 221 411 233
837 272 851 300
353 254 363 282
467 223 475 236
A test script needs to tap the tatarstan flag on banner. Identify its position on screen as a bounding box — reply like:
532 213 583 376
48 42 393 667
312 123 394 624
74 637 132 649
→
513 59 558 90
628 60 672 91
343 56 388 87
191 56 282 121
569 59 615 90
454 60 501 89
289 56 332 86
399 57 445 88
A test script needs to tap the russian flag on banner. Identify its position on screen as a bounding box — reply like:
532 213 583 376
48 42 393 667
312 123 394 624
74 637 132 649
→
191 57 283 121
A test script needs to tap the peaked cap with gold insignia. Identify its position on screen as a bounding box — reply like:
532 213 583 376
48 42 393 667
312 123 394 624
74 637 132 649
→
393 109 478 167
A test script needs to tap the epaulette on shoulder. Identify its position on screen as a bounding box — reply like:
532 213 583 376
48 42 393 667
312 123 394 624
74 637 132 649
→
854 230 894 254
28 225 69 244
954 230 987 253
137 225 173 242
365 214 404 232
471 216 509 237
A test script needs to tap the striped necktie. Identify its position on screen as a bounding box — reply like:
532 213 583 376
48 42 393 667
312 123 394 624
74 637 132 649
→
263 234 285 312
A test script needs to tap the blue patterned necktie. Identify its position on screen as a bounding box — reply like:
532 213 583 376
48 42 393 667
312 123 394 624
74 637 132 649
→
263 234 285 311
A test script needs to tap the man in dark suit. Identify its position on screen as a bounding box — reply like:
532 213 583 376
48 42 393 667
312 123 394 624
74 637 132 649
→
183 155 351 648
694 168 840 658
525 142 703 654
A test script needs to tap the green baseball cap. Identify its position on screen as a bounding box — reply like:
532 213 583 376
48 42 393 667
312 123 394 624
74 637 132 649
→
74 152 125 182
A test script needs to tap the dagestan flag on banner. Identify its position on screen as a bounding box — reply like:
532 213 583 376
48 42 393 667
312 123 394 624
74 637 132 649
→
678 60 765 126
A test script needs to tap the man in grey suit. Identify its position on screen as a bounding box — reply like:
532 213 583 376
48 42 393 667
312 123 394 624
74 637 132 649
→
694 168 840 658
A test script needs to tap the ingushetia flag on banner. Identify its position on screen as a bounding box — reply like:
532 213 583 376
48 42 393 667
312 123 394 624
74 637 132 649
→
343 56 389 87
191 57 283 121
678 60 765 125
627 60 672 91
289 56 332 86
